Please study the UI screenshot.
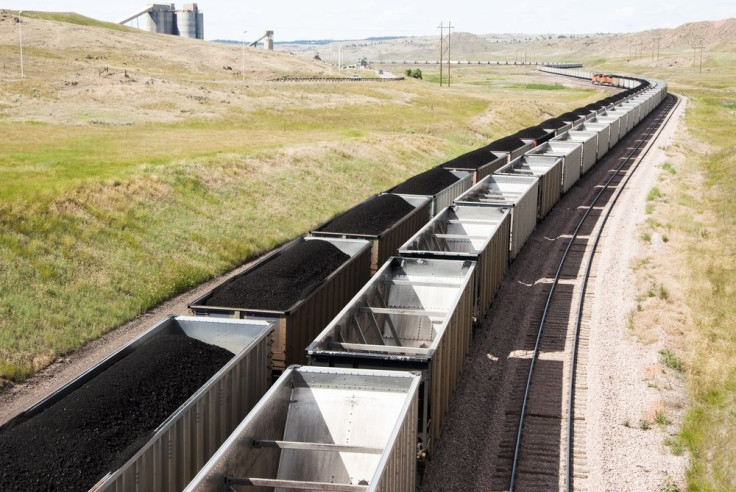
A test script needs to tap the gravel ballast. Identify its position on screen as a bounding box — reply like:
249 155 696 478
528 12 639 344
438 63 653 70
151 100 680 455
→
201 239 350 311
0 334 234 492
391 167 460 195
318 193 415 236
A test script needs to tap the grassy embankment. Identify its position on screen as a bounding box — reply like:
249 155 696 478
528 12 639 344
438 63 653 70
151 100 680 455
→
0 18 604 384
668 84 736 492
594 50 736 490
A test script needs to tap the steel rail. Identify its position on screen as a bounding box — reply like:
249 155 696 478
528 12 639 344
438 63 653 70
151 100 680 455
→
508 93 680 492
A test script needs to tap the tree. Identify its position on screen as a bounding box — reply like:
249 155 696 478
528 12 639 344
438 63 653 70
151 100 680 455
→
314 52 321 61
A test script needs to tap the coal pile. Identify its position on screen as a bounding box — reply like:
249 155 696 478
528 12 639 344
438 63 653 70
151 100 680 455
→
391 167 460 196
319 194 415 236
202 239 350 311
487 136 527 152
572 108 592 117
513 126 548 139
440 146 496 170
540 118 569 129
558 112 581 122
513 126 553 144
0 335 234 492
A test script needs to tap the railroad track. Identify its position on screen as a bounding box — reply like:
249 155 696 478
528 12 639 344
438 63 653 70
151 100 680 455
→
490 93 681 492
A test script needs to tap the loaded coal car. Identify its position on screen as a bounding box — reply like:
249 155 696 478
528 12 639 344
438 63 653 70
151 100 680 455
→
570 106 597 121
0 316 274 492
556 111 586 128
307 257 476 458
184 366 420 492
388 167 473 217
455 174 538 259
310 193 431 273
438 145 507 184
512 125 555 146
189 236 371 372
540 117 572 136
495 155 563 219
487 135 535 162
399 204 510 320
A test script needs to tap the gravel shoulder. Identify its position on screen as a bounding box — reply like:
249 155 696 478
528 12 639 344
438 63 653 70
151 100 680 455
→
585 96 688 490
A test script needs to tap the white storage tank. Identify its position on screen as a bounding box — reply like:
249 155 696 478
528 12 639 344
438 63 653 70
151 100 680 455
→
176 9 197 38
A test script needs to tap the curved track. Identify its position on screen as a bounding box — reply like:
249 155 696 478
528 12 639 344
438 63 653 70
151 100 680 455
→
508 94 681 491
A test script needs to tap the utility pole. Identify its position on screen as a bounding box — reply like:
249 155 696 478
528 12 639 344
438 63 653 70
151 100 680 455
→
437 21 453 87
699 46 704 73
242 30 247 81
448 22 453 86
18 10 24 78
651 38 655 63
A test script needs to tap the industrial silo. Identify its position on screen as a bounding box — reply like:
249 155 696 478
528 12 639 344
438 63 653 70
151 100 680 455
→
196 12 204 39
145 4 175 35
176 7 197 38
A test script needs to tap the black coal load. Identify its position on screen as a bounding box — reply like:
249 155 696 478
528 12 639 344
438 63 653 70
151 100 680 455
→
540 117 569 129
558 111 582 122
319 193 415 237
0 335 234 492
440 146 496 170
487 135 528 153
391 167 460 196
202 239 350 311
513 126 553 144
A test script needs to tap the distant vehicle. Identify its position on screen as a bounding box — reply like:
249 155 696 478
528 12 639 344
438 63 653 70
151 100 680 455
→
350 74 361 79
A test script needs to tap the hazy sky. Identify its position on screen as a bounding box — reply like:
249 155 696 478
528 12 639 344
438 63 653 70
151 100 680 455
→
8 1 736 41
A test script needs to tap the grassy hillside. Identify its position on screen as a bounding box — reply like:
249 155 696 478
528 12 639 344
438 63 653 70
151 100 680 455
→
0 12 605 382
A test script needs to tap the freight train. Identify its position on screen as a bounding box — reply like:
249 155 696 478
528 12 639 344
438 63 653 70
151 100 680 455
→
0 68 668 492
